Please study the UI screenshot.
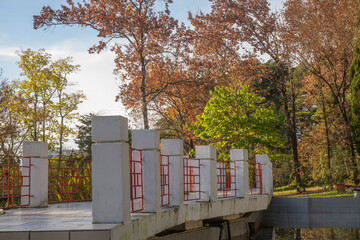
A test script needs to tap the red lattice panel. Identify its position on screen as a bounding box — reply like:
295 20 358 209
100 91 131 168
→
48 158 92 203
217 160 236 199
0 155 31 209
130 148 143 212
249 162 262 195
183 158 200 201
160 155 170 207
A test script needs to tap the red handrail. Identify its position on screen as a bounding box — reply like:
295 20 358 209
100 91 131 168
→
183 158 201 201
48 158 92 204
217 160 236 199
160 154 170 207
249 162 262 195
0 155 31 208
130 148 143 212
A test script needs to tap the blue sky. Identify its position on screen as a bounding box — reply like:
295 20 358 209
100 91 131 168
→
0 0 284 125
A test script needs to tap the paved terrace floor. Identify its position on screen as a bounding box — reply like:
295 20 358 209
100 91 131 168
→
0 195 271 240
0 202 149 240
0 202 153 231
1 202 108 232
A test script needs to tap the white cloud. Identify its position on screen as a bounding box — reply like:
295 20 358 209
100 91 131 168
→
0 46 18 57
43 39 130 149
45 40 129 118
1 38 130 120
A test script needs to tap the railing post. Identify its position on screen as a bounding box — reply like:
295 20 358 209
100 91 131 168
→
22 141 48 207
231 149 249 199
195 145 217 202
256 154 271 195
92 115 130 223
132 130 161 212
161 139 184 207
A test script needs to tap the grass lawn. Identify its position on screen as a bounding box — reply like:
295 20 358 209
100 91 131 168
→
274 185 354 198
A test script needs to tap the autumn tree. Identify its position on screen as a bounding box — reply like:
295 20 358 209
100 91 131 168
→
149 0 275 157
34 0 188 129
152 57 267 155
188 0 307 191
284 0 359 183
299 73 335 184
153 82 204 153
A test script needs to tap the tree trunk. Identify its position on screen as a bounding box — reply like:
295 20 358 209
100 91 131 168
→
336 94 358 184
290 79 303 193
319 86 332 184
348 129 359 184
341 106 358 184
42 102 46 142
142 96 149 129
59 116 64 162
33 98 38 141
140 54 149 129
280 66 303 193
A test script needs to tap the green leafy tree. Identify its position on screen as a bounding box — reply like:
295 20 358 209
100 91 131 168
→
51 57 85 160
14 49 85 156
192 85 286 160
0 70 11 140
0 71 19 155
0 74 31 155
16 49 55 142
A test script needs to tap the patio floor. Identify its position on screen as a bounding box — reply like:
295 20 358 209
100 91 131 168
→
0 202 126 240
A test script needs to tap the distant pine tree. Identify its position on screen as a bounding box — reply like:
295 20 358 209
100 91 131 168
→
75 113 96 160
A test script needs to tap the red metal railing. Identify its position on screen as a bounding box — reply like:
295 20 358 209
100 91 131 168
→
217 160 236 199
183 158 201 201
48 158 92 203
249 162 262 195
130 148 143 212
160 155 170 207
0 155 31 209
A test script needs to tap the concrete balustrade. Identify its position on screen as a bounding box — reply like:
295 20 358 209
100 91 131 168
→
132 129 161 212
256 155 272 195
195 145 217 202
19 114 273 232
161 139 184 207
21 141 48 207
231 149 249 199
92 115 130 223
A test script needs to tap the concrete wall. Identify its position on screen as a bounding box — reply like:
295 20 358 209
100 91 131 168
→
262 197 360 229
148 211 263 240
110 195 272 240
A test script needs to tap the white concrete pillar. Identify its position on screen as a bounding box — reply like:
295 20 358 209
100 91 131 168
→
195 145 217 202
230 149 249 199
132 130 161 212
92 115 130 223
21 141 48 207
256 155 271 195
161 139 184 207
